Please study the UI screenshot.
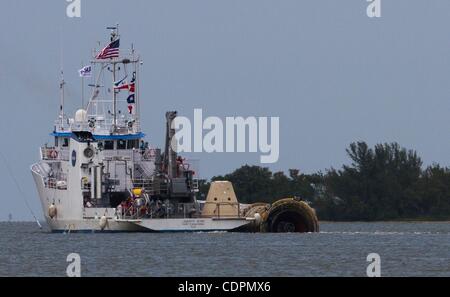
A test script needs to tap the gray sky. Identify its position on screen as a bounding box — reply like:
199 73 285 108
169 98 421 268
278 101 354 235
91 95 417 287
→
1 0 450 220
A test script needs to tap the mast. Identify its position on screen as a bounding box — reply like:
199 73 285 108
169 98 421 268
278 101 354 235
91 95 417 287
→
85 24 142 135
59 30 65 130
81 61 85 108
112 61 117 128
107 25 119 130
59 68 65 129
133 44 141 132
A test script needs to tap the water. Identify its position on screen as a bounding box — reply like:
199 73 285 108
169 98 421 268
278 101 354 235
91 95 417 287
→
0 222 449 277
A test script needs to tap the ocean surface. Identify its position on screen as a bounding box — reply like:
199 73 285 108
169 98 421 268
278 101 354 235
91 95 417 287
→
0 221 448 277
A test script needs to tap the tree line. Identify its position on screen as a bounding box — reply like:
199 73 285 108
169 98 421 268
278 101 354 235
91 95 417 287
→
198 142 450 221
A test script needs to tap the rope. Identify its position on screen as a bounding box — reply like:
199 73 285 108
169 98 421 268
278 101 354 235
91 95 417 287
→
0 151 42 229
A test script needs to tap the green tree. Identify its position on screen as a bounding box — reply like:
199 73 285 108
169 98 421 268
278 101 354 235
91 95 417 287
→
199 165 315 204
316 142 423 220
197 142 450 221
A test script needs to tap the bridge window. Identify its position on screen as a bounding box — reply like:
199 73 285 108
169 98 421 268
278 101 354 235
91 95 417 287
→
117 139 127 150
54 137 69 147
104 141 114 150
127 139 139 149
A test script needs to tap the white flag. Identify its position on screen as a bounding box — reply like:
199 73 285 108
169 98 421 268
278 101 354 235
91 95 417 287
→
78 65 92 77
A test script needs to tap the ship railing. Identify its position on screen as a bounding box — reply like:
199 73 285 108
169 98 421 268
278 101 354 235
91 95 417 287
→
103 150 134 161
132 178 169 195
74 117 141 135
121 205 138 219
131 177 197 195
116 202 149 220
40 147 70 161
102 148 151 160
53 119 71 132
134 148 157 162
44 175 68 190
202 202 242 219
117 201 199 220
117 208 141 220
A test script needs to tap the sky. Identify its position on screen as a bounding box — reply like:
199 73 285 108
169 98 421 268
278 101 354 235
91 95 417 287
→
1 0 450 220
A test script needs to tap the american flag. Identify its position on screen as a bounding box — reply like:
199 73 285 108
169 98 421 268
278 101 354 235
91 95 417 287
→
96 39 120 59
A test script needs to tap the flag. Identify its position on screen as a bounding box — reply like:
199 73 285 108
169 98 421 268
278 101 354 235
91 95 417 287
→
114 83 135 93
127 94 135 104
78 65 92 77
96 39 120 59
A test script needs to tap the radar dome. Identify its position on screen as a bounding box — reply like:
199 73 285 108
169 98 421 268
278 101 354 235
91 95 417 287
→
74 109 87 122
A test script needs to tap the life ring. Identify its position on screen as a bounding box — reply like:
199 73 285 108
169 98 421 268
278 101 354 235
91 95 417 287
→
49 150 58 159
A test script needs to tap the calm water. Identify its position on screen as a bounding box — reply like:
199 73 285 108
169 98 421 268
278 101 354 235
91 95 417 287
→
0 222 449 277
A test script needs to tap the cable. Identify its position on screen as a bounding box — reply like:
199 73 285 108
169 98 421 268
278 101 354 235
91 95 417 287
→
0 151 42 229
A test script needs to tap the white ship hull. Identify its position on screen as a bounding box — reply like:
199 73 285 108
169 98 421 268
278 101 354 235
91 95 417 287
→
120 218 252 232
32 163 252 233
45 219 148 233
43 218 250 233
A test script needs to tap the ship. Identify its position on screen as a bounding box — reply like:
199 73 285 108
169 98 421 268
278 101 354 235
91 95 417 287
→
31 26 319 233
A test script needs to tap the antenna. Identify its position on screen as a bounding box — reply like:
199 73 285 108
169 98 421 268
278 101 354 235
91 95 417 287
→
59 28 66 130
81 61 84 108
59 69 65 116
